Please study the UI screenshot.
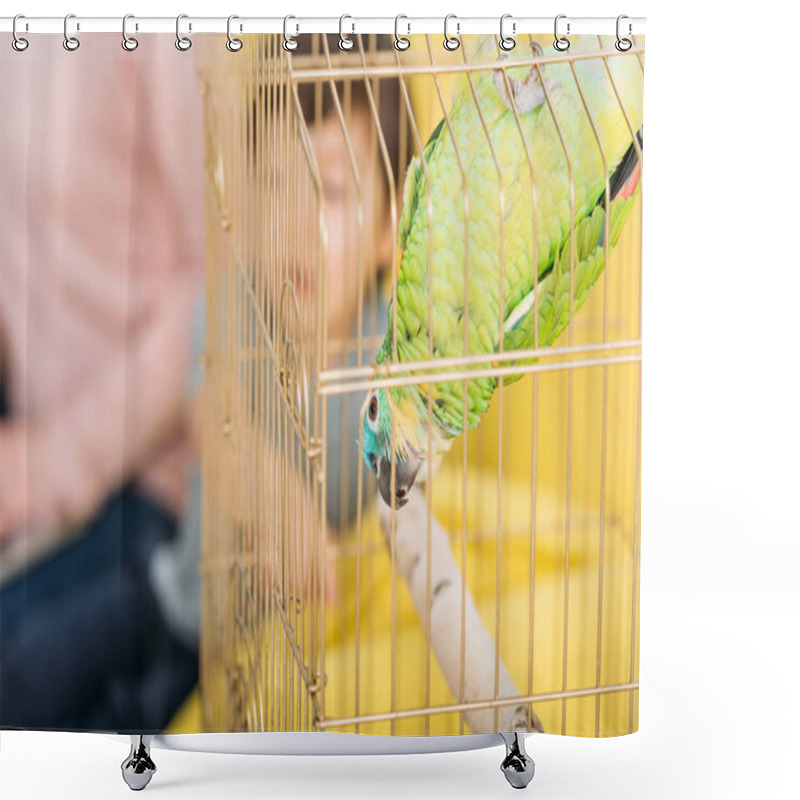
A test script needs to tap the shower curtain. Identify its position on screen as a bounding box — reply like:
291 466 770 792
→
0 29 644 740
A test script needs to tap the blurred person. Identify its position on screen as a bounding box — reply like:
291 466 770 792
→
151 36 411 657
295 58 405 528
0 32 408 731
0 35 205 731
150 37 412 668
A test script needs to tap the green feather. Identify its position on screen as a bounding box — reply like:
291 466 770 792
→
376 34 643 448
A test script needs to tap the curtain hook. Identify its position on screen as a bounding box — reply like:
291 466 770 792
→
394 14 410 51
443 14 460 51
282 15 298 51
226 15 243 52
339 14 355 51
12 14 29 52
175 14 192 51
121 14 138 51
499 14 515 51
63 13 80 51
615 15 633 51
553 14 570 51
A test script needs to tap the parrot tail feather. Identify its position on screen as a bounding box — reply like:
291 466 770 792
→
599 128 643 210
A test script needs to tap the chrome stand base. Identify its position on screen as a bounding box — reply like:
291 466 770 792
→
121 735 157 791
117 732 534 790
500 733 535 790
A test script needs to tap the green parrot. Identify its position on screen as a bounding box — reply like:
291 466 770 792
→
362 35 644 507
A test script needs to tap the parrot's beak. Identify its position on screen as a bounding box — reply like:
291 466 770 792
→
376 455 421 509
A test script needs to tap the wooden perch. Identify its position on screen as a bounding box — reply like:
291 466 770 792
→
378 485 543 734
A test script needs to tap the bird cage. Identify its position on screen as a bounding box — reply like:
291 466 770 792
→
199 31 643 739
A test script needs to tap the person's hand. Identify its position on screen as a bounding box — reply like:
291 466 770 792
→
0 421 91 543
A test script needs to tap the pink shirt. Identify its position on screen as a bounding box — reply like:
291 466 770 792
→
1 34 206 536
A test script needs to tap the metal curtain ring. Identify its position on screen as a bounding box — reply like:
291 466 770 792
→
499 13 515 51
121 14 138 51
615 14 632 51
394 14 410 51
553 14 570 51
339 14 354 50
175 14 192 51
443 14 460 51
12 14 29 52
226 15 243 52
63 13 80 51
282 15 298 51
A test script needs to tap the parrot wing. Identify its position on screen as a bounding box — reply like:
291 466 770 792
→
501 132 642 379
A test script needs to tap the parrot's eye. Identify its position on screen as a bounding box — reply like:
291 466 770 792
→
367 392 379 433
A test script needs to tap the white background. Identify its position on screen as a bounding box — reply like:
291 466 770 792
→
2 1 799 798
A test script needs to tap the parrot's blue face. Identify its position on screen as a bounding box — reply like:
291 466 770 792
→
361 388 420 508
